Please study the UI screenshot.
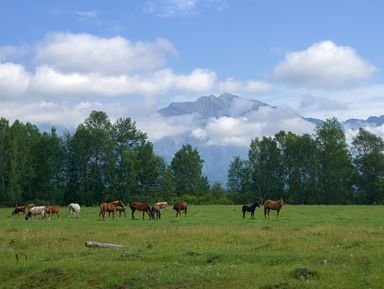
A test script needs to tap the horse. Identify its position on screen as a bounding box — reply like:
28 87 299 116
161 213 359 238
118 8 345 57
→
129 201 152 220
242 201 261 219
173 201 188 217
99 200 125 220
12 206 27 216
45 205 60 220
25 206 46 220
68 203 81 218
264 197 284 219
155 202 168 209
114 207 127 217
150 206 161 220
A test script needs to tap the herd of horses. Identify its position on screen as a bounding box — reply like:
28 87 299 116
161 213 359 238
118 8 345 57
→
11 198 283 221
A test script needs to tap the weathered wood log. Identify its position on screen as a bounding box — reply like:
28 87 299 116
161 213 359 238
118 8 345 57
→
85 241 125 248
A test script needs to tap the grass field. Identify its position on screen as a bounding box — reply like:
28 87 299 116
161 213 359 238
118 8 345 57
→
0 205 383 289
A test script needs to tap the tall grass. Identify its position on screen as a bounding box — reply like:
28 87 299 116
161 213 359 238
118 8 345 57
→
0 205 383 288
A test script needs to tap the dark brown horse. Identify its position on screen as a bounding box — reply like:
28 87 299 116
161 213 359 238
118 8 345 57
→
12 206 27 215
99 200 125 220
264 197 284 219
173 201 188 217
242 201 261 219
129 201 152 220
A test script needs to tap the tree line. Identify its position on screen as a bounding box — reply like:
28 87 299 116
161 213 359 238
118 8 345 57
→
0 112 383 206
227 118 384 204
0 111 216 206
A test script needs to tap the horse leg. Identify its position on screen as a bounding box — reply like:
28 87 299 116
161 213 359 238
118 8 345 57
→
267 208 270 219
277 208 280 220
251 209 254 219
131 208 135 220
242 209 246 219
264 207 267 219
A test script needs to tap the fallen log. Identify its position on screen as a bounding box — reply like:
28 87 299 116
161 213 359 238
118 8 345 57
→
85 241 125 248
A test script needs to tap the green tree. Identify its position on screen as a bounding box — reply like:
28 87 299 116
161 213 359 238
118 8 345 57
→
248 136 284 200
275 131 321 204
352 128 384 204
171 144 207 195
315 118 352 204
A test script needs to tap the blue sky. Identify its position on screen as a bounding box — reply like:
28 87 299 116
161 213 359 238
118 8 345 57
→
1 0 384 142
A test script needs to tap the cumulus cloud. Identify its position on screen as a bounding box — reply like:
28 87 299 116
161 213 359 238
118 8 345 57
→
300 95 348 111
34 33 178 74
144 106 316 147
26 66 216 97
218 78 271 94
0 63 31 97
273 41 376 87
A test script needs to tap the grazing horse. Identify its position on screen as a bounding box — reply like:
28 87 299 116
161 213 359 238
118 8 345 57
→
68 203 81 218
25 206 46 220
173 201 188 217
242 201 261 219
155 202 168 209
150 206 161 220
113 207 127 217
12 206 27 216
45 205 60 220
264 197 284 219
99 200 125 220
129 202 152 220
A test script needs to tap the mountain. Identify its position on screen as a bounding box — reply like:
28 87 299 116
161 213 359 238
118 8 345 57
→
159 93 271 118
343 115 384 129
153 94 300 184
153 93 384 184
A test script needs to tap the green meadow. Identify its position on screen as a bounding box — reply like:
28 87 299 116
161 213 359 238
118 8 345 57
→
0 205 383 289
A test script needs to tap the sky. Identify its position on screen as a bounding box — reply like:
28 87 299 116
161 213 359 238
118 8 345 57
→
1 0 384 144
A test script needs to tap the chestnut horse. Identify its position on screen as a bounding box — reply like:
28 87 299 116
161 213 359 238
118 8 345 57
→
264 197 284 219
129 201 152 220
45 205 60 220
173 201 188 217
99 200 125 220
242 201 261 219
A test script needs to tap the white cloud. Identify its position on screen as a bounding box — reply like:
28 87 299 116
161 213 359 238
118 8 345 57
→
218 78 271 94
145 106 316 147
144 0 228 17
300 95 348 111
273 41 376 87
0 63 31 97
27 66 216 97
197 107 315 146
34 33 178 74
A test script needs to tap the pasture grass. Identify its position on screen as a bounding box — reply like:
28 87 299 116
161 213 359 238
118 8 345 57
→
0 205 383 289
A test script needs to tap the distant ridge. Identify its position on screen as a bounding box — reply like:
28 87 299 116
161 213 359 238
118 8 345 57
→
158 93 270 118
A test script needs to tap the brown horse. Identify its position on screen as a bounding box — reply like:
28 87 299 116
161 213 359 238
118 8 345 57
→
12 206 27 215
45 205 60 220
264 197 284 219
99 200 125 220
129 201 152 220
173 201 188 217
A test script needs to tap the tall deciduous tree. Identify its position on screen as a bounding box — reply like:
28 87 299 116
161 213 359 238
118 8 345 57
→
352 128 384 204
248 137 284 200
171 144 207 195
315 118 352 204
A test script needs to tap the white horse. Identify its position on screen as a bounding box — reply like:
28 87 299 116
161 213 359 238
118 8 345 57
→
25 206 46 220
155 202 168 209
68 203 81 218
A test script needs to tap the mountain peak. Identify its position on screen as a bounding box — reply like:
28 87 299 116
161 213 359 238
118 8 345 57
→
158 93 269 118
